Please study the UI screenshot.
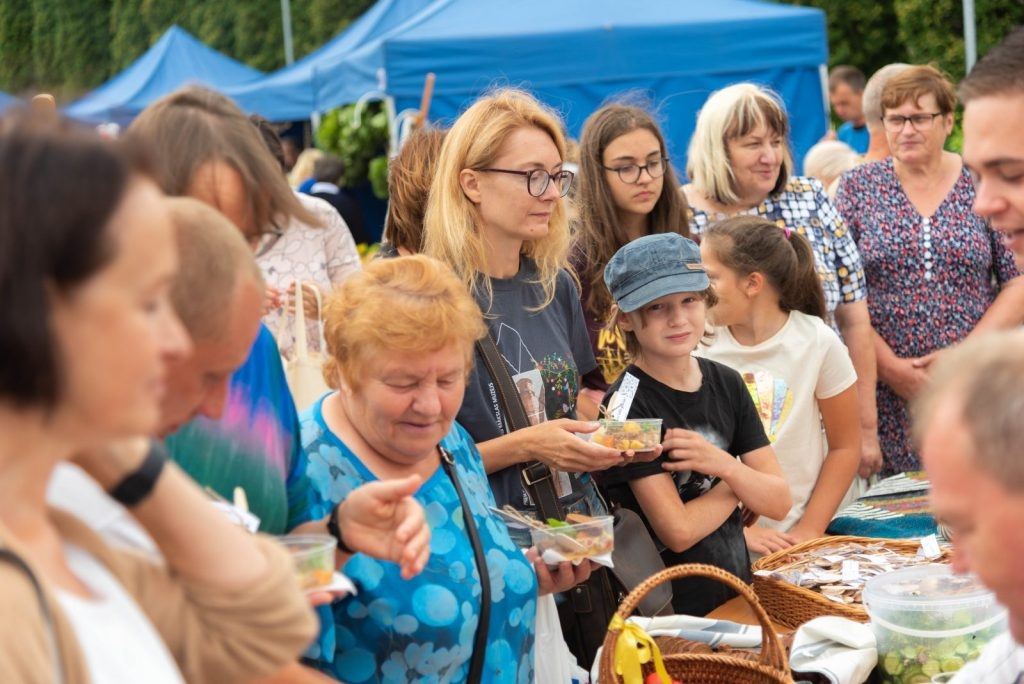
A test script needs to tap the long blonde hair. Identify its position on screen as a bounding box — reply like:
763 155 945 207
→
422 88 570 311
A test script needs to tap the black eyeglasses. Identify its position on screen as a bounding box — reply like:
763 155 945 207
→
601 157 669 184
475 168 575 197
882 112 944 132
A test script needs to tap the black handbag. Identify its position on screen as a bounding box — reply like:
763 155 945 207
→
475 335 672 668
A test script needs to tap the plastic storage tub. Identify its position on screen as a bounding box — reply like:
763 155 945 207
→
863 564 1006 683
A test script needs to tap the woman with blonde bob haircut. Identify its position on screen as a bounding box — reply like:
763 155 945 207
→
683 82 881 486
289 255 587 682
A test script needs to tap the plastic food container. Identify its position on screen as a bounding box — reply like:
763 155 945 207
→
585 418 662 451
280 534 337 591
863 564 1007 683
529 515 614 563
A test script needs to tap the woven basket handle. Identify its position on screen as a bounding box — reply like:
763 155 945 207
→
601 563 790 676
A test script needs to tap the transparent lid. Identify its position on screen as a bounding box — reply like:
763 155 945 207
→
863 564 995 612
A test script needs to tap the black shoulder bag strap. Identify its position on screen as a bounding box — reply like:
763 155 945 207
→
439 446 491 682
475 334 564 521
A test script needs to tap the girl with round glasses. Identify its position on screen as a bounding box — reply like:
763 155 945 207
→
571 102 690 419
836 65 1024 477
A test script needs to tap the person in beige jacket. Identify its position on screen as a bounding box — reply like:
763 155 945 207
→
0 112 316 682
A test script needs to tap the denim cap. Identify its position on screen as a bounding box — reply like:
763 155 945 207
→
604 233 709 312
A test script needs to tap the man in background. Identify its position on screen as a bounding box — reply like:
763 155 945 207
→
860 63 911 163
828 65 869 154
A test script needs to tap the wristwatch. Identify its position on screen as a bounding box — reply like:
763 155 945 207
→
109 440 167 508
326 502 356 555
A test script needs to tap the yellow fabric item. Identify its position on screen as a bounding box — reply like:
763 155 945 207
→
610 614 670 684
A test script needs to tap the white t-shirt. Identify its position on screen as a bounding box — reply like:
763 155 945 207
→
57 544 185 684
699 311 857 531
47 463 157 557
951 632 1024 683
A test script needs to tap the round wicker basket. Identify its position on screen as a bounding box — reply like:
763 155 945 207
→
598 563 793 684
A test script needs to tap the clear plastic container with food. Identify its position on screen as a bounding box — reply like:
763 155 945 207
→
280 534 337 591
529 513 614 564
585 418 662 452
863 564 1007 683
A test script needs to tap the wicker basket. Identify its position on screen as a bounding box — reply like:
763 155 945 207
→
751 535 950 629
598 563 792 684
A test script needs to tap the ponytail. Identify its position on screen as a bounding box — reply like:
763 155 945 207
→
704 215 826 319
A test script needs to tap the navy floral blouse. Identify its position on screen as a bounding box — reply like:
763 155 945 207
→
836 158 1019 475
688 176 867 325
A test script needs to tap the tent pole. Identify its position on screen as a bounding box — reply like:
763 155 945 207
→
963 0 977 73
281 0 295 65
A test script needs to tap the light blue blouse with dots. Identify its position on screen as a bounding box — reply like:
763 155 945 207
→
291 397 537 683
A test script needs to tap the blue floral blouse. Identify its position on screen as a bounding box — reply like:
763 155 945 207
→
289 398 537 683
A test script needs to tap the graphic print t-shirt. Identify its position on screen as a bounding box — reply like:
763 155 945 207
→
457 259 598 511
699 311 856 531
600 359 770 616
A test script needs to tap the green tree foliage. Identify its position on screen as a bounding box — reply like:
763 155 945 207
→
55 0 114 92
110 0 152 71
780 0 1024 81
234 2 284 72
894 0 1024 81
783 0 907 75
294 0 376 59
4 1 374 97
0 0 35 92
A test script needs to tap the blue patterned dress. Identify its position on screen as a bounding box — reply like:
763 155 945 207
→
289 399 537 683
836 158 1019 475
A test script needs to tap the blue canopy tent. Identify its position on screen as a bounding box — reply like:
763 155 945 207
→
64 26 264 126
225 0 435 121
0 91 21 114
312 0 828 171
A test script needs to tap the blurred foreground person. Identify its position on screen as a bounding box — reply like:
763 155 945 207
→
0 113 315 682
914 330 1024 681
960 26 1024 272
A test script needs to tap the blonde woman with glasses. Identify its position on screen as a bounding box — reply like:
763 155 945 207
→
836 64 1024 477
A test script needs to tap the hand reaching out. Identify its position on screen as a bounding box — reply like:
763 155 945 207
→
519 419 628 473
743 525 795 555
335 475 430 580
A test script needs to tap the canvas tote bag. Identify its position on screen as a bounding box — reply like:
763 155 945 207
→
279 280 330 411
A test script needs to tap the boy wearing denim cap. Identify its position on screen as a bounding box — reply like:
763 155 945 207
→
597 232 790 616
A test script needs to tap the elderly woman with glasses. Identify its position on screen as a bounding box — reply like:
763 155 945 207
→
684 82 879 483
836 65 1024 477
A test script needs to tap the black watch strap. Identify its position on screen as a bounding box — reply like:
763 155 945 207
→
109 441 167 508
327 503 355 555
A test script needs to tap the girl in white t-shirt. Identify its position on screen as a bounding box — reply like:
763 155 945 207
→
699 215 861 555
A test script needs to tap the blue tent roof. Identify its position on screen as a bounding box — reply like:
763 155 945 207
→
0 91 21 114
312 0 829 169
226 0 434 121
64 26 264 125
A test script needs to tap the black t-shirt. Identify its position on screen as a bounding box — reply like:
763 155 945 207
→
455 260 599 513
601 358 770 616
